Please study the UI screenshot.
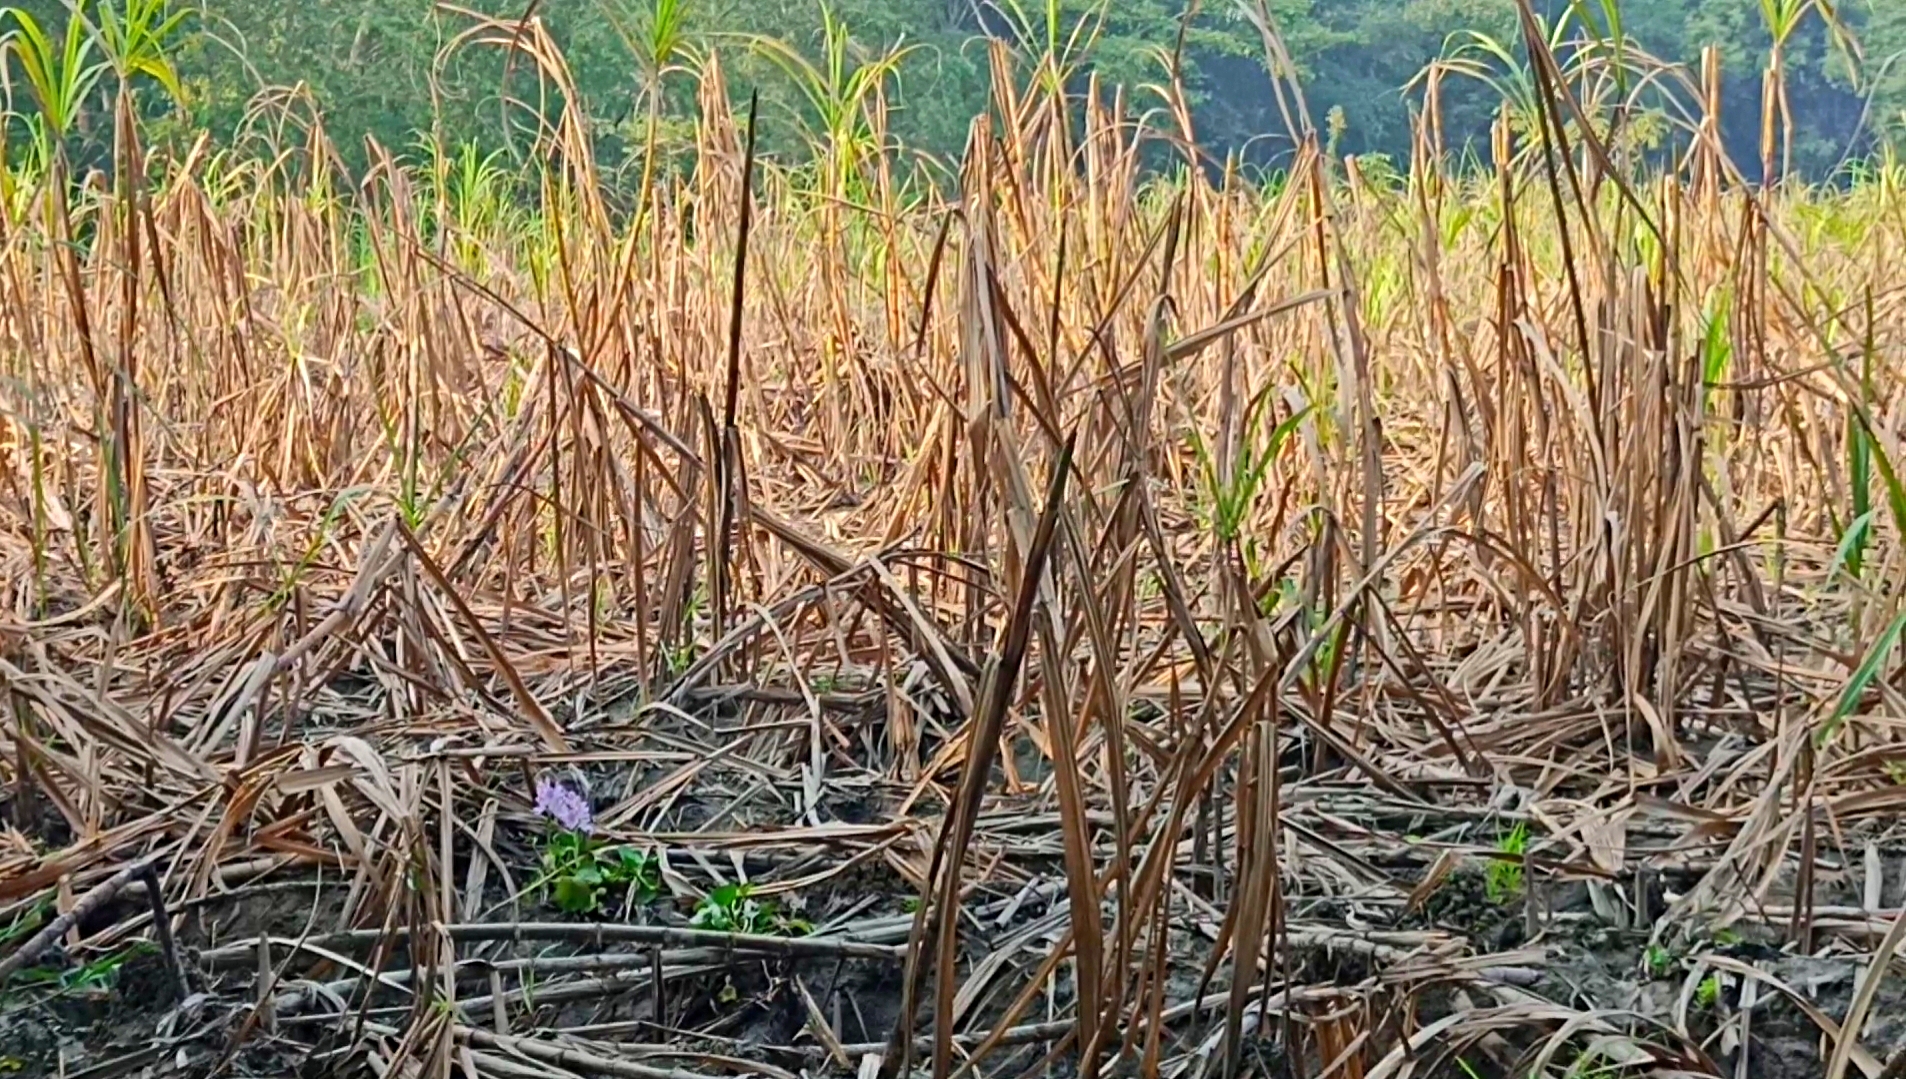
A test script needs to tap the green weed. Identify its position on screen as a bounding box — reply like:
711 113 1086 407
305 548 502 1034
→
4 940 154 998
0 899 50 948
663 640 699 676
536 831 663 915
1186 395 1309 544
690 882 809 936
1644 942 1675 979
1484 821 1528 904
1564 1052 1621 1079
1695 973 1721 1009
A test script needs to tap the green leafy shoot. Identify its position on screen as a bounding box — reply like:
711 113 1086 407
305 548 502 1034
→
1697 294 1731 414
92 0 191 103
3 940 153 999
1695 973 1721 1009
743 3 914 194
1484 820 1528 904
536 830 663 915
690 882 809 936
1644 942 1674 979
0 898 50 948
663 640 699 676
2 3 106 153
1565 1053 1621 1079
1187 393 1309 544
1819 609 1906 747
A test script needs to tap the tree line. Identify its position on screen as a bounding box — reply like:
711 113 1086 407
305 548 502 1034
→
8 0 1901 180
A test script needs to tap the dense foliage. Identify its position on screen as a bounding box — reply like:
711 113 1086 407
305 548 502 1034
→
6 0 1900 178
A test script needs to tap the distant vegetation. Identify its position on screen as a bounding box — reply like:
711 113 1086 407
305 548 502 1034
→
0 0 1898 179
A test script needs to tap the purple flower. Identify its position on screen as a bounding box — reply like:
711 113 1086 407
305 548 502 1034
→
534 775 594 834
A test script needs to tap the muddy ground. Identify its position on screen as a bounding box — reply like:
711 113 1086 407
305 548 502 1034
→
4 763 1904 1079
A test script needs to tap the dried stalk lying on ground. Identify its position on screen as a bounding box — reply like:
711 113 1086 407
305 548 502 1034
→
0 857 186 1001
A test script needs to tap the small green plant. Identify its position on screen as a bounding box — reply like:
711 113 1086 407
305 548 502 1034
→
538 830 663 915
1564 1051 1621 1079
1695 973 1722 1009
0 899 50 949
1186 396 1311 544
531 776 661 915
1484 821 1529 903
1266 573 1340 683
690 882 810 936
4 941 152 999
663 640 699 677
1139 571 1162 600
1644 942 1675 979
